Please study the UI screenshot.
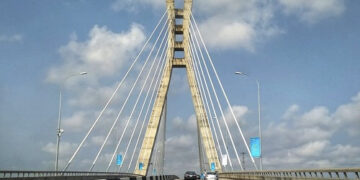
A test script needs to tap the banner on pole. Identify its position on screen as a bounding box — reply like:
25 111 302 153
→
250 137 261 158
221 154 227 166
116 154 123 165
210 162 215 171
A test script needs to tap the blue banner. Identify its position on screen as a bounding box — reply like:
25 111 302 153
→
116 154 122 165
250 137 261 158
139 162 144 170
210 162 215 171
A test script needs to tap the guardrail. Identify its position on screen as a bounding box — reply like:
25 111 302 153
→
219 168 360 179
0 170 178 180
0 170 139 179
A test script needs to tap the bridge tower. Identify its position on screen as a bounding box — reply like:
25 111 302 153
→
134 0 222 175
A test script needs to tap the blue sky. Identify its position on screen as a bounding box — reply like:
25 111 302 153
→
1 0 360 175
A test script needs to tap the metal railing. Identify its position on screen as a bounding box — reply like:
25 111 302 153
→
219 168 360 179
0 171 179 180
0 170 138 179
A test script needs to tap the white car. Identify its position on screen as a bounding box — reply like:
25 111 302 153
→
205 172 217 180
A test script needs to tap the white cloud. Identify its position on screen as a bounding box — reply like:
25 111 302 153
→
172 115 198 132
278 0 345 24
263 91 360 169
198 19 257 51
334 92 360 136
42 142 78 157
67 83 126 108
187 115 197 130
171 105 249 135
43 24 148 169
116 0 346 51
95 153 114 166
164 134 200 175
46 24 147 132
292 140 329 157
195 0 345 50
62 111 89 132
282 104 299 120
0 34 23 43
91 135 106 146
45 24 147 126
351 92 360 102
110 0 282 51
223 105 249 126
46 24 145 85
166 134 194 148
297 106 332 127
42 143 57 155
194 0 281 51
329 144 360 157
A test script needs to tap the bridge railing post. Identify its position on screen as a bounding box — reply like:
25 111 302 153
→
336 172 340 178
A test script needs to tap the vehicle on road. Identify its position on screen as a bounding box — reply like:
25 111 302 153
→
205 172 217 180
184 171 198 180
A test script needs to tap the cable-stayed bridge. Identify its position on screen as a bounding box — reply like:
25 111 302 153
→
1 0 359 179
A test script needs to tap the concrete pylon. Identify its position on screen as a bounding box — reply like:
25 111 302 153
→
134 0 221 175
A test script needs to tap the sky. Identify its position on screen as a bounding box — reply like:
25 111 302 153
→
1 0 360 176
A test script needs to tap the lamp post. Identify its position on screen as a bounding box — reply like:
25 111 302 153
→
234 71 263 170
55 71 87 171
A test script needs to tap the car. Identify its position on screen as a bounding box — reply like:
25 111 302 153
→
205 172 217 180
184 171 198 180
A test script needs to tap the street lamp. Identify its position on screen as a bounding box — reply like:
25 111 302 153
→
55 71 87 171
234 71 263 170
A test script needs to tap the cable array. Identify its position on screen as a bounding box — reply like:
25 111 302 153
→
62 8 258 174
62 11 170 173
188 13 258 170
